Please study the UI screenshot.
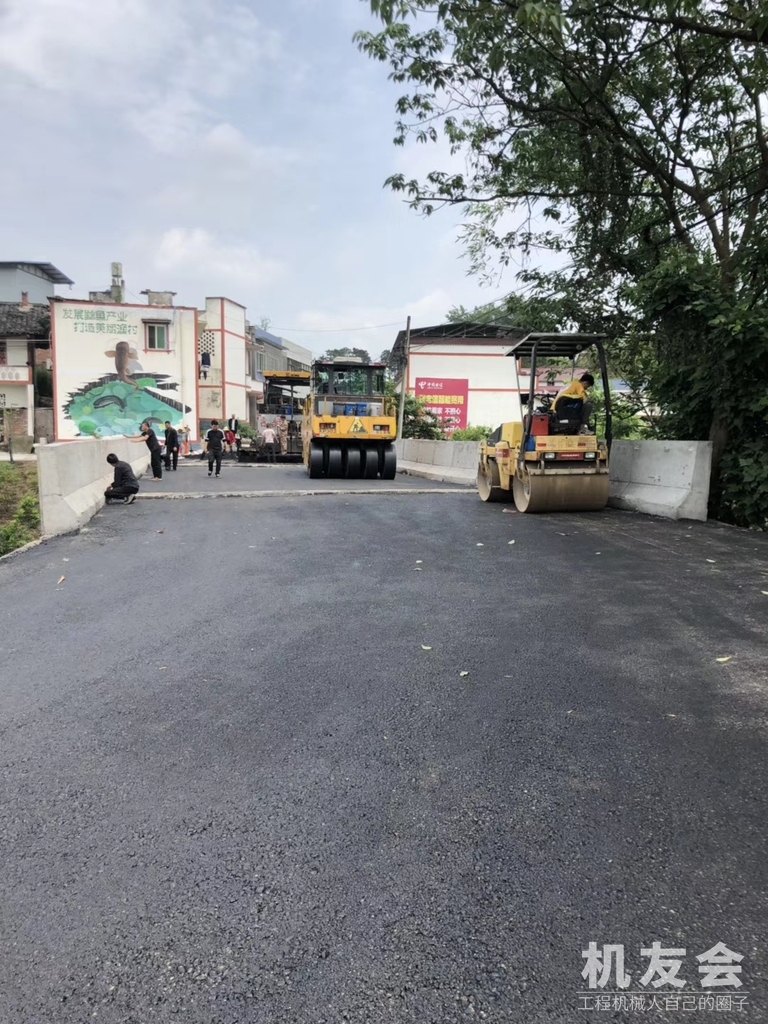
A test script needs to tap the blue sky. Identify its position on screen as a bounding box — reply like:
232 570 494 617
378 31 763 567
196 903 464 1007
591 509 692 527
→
0 0 512 358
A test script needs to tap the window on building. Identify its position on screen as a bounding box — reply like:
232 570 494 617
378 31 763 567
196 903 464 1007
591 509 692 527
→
145 323 169 350
0 342 6 366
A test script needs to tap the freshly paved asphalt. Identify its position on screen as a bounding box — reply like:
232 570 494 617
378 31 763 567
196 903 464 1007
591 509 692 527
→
145 458 468 495
1 491 767 1023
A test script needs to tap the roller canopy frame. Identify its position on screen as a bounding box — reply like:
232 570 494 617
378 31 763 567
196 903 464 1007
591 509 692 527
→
507 333 613 468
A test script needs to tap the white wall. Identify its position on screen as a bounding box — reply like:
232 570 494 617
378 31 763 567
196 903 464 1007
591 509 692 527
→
281 337 313 368
0 267 56 303
52 300 197 440
407 343 523 429
222 299 247 422
0 339 34 433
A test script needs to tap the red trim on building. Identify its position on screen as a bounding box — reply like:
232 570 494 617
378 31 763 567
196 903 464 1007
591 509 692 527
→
193 307 200 442
50 301 59 440
409 351 511 357
220 299 227 420
51 298 196 311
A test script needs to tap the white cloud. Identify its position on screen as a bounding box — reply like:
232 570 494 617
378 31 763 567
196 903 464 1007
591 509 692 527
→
201 123 299 171
283 289 462 356
153 228 284 288
0 0 283 151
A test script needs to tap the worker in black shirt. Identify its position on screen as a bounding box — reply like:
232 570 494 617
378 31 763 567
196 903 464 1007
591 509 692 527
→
164 421 180 471
205 419 225 477
131 420 163 479
104 453 139 504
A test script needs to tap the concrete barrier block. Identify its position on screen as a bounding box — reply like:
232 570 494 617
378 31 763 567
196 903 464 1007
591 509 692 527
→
609 440 711 521
400 440 418 463
451 442 481 471
415 440 437 465
433 443 454 467
38 437 150 537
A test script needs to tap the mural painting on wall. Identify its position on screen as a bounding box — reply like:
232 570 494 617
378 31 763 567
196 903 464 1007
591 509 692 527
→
65 340 191 438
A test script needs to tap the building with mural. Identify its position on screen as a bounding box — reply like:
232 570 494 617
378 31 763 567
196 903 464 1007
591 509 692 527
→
51 289 251 443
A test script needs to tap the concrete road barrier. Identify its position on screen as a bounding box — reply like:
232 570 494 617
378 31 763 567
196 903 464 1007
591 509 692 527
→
396 440 478 484
37 438 150 537
608 440 712 521
397 438 713 520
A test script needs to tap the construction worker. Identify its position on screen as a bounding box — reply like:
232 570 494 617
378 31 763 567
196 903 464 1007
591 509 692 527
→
552 373 595 434
275 414 289 455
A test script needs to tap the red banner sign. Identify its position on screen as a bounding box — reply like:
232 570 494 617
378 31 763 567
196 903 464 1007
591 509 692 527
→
415 377 469 435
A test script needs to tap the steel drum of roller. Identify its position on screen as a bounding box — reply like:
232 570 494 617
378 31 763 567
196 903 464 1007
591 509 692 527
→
512 466 610 513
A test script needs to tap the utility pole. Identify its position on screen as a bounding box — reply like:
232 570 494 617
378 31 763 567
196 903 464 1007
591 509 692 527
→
397 316 411 441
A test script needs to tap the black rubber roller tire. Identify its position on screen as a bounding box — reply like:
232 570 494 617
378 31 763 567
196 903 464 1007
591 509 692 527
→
345 447 362 479
308 443 325 478
362 447 380 478
327 445 343 478
381 444 396 480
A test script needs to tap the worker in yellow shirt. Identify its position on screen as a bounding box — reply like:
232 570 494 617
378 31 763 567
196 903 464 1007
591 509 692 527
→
551 372 595 434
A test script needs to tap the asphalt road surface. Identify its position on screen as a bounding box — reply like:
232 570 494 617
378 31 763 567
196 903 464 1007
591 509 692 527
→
1 493 767 1023
143 459 469 496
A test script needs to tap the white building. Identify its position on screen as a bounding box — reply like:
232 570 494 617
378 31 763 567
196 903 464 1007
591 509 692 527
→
0 262 73 304
0 299 53 442
51 291 249 442
392 322 528 434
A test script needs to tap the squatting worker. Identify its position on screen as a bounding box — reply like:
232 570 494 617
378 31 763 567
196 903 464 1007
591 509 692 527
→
104 453 139 505
131 420 163 479
205 419 225 478
164 420 180 472
262 423 277 463
552 373 595 434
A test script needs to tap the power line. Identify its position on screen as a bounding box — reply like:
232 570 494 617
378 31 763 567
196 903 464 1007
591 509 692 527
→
269 319 406 333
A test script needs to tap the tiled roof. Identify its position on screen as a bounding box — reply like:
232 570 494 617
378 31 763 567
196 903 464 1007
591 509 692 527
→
0 302 51 338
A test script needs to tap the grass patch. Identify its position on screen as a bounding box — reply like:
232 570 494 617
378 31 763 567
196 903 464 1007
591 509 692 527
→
0 464 40 555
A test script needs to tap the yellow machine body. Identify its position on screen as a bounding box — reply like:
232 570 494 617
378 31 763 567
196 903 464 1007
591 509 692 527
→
478 429 609 513
302 360 398 479
476 333 612 513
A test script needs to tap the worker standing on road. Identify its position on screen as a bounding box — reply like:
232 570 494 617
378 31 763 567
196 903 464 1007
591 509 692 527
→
275 414 289 455
104 453 139 504
262 423 277 463
130 421 163 480
552 373 595 434
164 421 180 471
205 419 225 478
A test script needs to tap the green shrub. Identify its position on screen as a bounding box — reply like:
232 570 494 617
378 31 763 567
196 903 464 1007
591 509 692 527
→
450 426 493 441
0 521 33 557
15 496 41 531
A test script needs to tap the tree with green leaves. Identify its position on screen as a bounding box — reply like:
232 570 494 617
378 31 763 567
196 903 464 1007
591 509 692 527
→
320 347 372 363
358 0 768 526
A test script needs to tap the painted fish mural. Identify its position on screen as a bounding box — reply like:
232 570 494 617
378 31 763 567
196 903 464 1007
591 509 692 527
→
65 376 191 437
64 339 191 437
